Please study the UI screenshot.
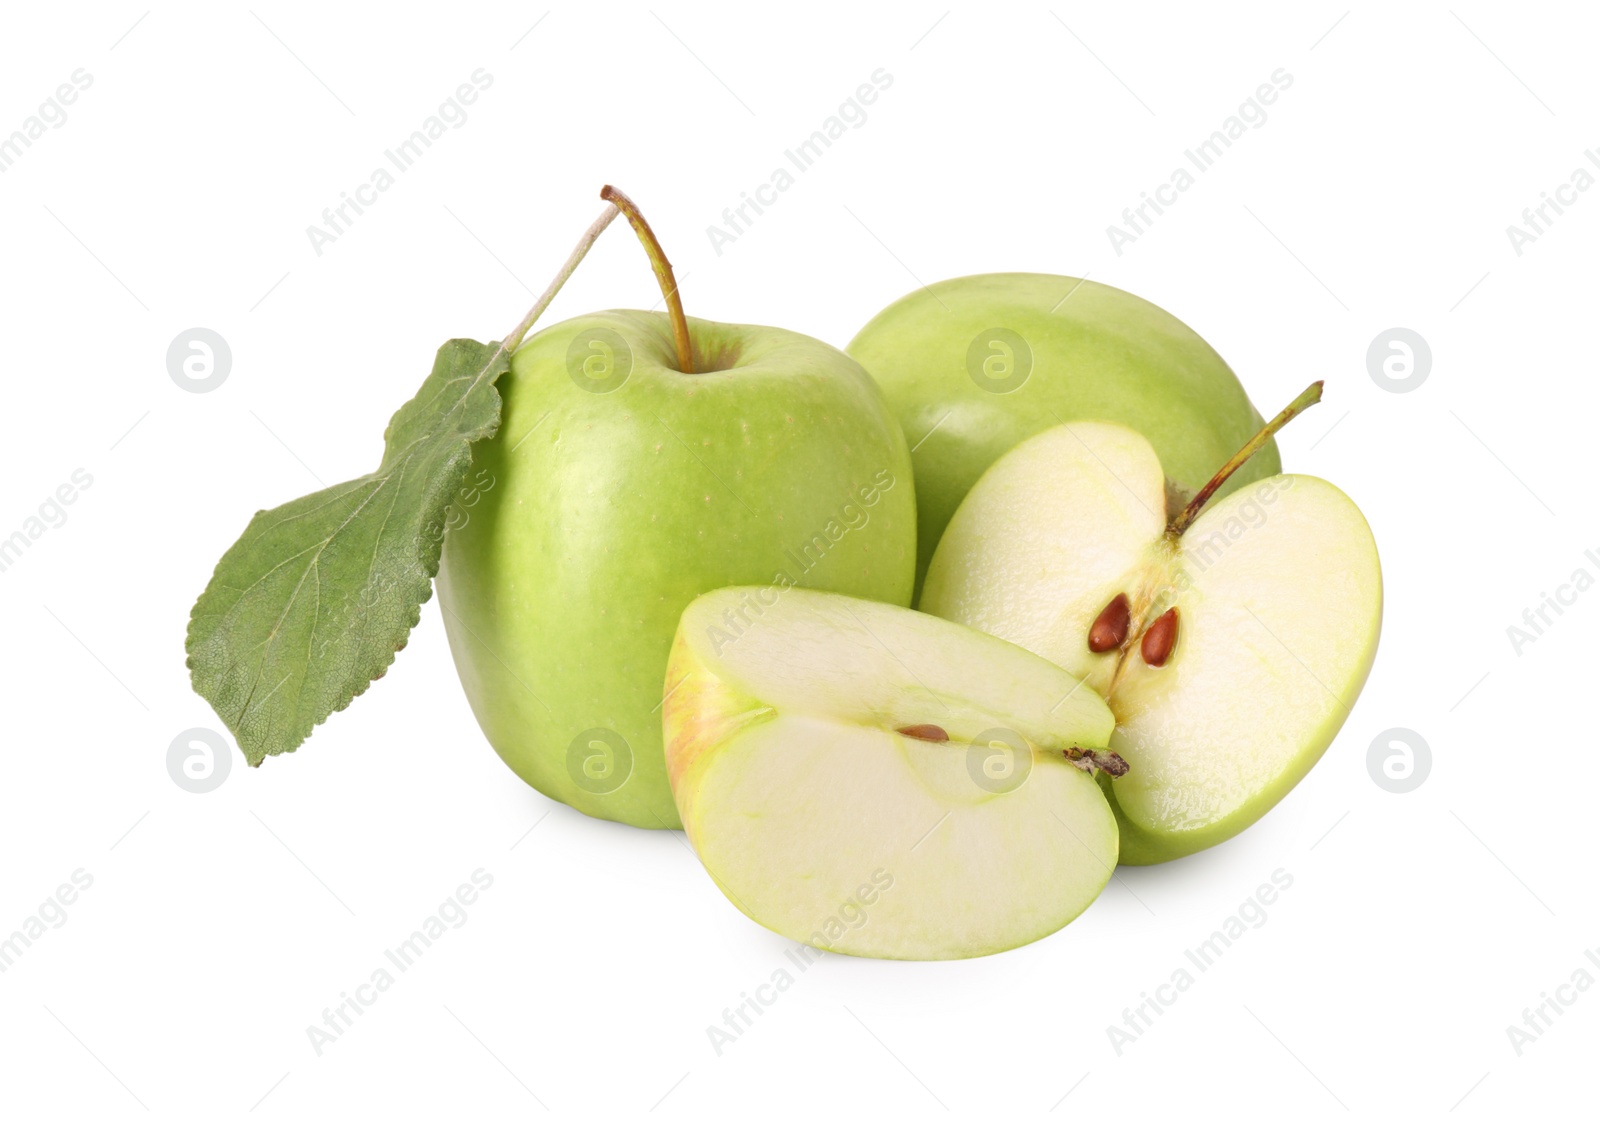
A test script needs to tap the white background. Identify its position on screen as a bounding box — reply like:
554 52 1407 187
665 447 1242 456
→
0 2 1591 1117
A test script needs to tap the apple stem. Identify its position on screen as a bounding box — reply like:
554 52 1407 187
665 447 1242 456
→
1166 381 1324 538
502 202 621 352
600 185 696 374
1065 746 1130 778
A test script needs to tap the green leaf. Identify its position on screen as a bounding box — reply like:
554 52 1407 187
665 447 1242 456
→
185 338 507 765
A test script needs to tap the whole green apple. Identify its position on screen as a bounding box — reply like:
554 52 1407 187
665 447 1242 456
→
847 273 1279 596
437 309 916 828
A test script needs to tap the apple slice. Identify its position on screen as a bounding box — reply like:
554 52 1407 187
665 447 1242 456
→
922 384 1382 864
664 587 1120 960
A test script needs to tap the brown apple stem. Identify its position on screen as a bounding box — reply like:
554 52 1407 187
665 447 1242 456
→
600 185 695 373
502 202 621 352
1166 381 1324 538
1065 746 1130 778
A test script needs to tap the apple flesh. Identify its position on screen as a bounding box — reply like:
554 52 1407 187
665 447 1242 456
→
438 311 915 829
664 587 1119 960
847 273 1279 596
922 420 1381 863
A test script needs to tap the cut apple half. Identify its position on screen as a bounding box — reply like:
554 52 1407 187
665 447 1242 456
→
663 587 1120 960
923 384 1382 864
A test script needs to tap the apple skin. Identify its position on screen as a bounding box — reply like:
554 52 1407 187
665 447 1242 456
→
437 310 916 829
847 273 1280 595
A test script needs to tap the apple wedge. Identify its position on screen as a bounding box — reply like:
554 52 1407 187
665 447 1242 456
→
922 384 1382 864
663 588 1121 961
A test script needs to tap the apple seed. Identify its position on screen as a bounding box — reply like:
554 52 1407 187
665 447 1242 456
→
896 724 950 743
1088 593 1131 653
1141 608 1178 667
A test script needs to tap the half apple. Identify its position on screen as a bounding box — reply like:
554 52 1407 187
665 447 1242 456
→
663 588 1121 960
922 384 1382 863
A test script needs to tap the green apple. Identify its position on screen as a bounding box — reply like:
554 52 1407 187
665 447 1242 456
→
847 273 1279 595
922 385 1381 863
664 587 1122 960
437 193 915 829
